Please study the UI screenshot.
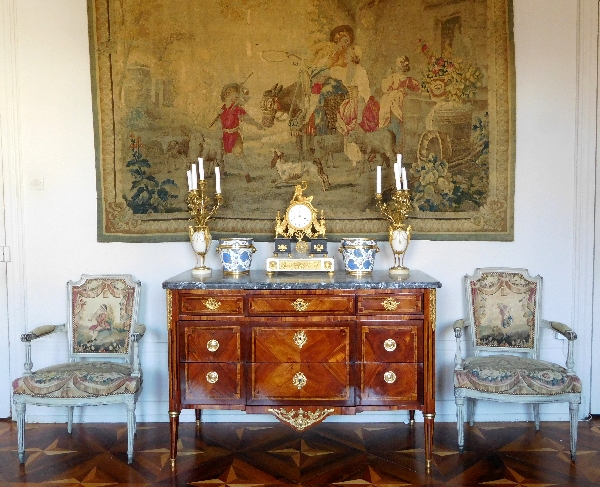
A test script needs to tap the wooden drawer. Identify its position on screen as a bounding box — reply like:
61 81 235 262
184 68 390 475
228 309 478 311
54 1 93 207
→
252 326 350 363
179 293 244 315
248 294 354 315
180 324 240 362
181 363 243 404
360 363 421 403
357 293 423 315
361 323 422 363
250 362 350 401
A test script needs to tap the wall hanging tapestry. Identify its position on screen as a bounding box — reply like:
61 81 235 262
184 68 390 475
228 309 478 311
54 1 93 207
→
88 0 515 242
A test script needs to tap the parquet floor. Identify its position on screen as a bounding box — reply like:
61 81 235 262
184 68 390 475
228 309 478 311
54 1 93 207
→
1 417 599 486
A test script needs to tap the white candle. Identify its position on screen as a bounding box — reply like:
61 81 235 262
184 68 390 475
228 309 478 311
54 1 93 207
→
397 154 403 189
198 157 204 180
402 167 408 190
186 170 192 191
393 162 401 190
191 163 198 190
215 166 221 194
376 166 382 194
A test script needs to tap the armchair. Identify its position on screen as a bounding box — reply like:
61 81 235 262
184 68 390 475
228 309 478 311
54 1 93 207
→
12 275 144 464
453 268 581 460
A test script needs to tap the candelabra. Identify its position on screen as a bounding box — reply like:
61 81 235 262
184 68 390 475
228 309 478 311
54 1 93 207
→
187 180 223 276
376 189 412 276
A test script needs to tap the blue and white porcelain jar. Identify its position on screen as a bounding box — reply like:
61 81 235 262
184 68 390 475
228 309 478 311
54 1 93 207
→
339 238 379 275
216 238 256 275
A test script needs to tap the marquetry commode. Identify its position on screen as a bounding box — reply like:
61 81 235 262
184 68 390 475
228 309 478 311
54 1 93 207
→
163 270 441 467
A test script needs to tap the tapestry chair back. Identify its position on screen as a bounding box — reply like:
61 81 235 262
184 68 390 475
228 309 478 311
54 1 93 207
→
67 275 140 362
465 269 541 358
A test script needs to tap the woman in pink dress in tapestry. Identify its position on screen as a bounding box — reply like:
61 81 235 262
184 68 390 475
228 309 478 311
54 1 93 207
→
331 45 380 165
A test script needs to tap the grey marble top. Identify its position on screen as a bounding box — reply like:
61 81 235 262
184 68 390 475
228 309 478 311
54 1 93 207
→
162 269 441 290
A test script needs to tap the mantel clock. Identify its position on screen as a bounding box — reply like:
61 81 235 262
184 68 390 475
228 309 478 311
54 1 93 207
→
267 182 334 275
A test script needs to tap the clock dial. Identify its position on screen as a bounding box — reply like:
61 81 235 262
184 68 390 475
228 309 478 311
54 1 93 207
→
287 204 313 230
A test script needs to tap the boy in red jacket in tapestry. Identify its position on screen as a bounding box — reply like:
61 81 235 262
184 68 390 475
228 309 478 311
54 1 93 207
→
218 82 263 183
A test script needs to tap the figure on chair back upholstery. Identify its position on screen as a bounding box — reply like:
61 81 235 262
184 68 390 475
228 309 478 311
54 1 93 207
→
453 268 581 460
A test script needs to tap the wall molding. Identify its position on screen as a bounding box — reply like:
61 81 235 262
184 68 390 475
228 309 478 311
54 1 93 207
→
0 0 28 420
574 0 599 416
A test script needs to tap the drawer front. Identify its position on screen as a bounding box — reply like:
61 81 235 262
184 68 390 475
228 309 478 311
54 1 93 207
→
180 293 244 315
253 326 350 363
360 363 421 403
180 324 240 362
362 324 422 363
181 363 243 404
248 294 354 315
250 362 350 401
357 293 423 315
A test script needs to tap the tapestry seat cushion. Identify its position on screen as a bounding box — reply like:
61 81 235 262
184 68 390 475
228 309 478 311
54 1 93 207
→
12 362 141 398
455 355 582 395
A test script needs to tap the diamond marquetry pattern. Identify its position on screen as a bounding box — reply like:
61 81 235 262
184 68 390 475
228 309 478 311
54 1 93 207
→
253 326 349 363
1 421 598 485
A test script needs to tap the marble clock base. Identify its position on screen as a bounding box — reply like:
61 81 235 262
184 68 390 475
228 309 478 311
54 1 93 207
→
266 257 335 275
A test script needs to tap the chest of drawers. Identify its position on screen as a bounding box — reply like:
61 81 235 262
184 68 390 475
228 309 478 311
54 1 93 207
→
164 270 440 468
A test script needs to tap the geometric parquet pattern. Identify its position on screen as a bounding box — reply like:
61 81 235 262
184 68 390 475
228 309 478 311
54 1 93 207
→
1 417 600 486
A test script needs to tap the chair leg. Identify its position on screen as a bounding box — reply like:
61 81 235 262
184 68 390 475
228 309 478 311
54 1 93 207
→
126 401 136 464
455 395 465 453
569 401 579 461
67 406 74 434
533 403 540 431
15 401 26 463
468 399 475 426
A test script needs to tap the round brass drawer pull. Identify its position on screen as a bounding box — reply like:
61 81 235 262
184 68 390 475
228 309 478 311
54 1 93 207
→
383 371 396 384
206 371 219 383
207 339 219 352
384 338 397 352
293 372 307 390
293 330 307 348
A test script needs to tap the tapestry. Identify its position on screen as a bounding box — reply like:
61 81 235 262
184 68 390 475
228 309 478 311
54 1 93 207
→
470 272 537 349
88 0 515 242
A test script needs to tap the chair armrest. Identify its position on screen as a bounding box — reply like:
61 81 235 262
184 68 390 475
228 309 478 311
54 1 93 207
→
542 320 577 375
132 324 146 342
453 319 468 370
453 319 467 334
21 324 65 342
453 319 467 329
549 321 577 341
20 324 65 376
130 324 145 377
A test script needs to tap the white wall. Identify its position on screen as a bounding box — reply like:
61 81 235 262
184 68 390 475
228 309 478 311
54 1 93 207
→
3 0 590 424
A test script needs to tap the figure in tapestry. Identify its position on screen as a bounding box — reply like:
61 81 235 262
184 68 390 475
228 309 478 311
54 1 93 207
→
89 303 114 342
